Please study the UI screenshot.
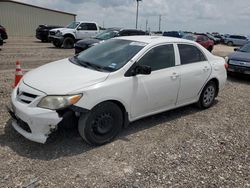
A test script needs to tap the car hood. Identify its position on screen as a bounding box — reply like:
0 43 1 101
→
75 38 101 47
23 58 110 95
228 51 250 62
50 28 74 34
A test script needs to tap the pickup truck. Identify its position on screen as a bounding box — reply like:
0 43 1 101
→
36 25 62 42
49 21 100 49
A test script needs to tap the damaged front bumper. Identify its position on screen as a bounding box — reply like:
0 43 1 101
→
8 85 62 143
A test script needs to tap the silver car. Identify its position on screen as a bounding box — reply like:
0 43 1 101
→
224 35 248 46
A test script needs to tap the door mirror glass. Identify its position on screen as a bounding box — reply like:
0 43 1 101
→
77 26 82 30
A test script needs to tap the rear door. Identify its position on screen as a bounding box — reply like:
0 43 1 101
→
176 44 211 105
76 23 98 39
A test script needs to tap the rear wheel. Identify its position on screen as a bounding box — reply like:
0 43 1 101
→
197 81 217 109
63 37 74 49
78 102 123 146
227 41 233 46
208 46 213 52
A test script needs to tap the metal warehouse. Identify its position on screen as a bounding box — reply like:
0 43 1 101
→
0 0 76 36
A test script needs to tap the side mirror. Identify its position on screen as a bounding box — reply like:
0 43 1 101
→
77 26 82 30
132 65 151 76
234 48 239 51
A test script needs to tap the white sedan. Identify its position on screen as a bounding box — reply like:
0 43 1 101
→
8 36 227 145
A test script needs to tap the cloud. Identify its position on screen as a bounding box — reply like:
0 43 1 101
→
14 0 250 34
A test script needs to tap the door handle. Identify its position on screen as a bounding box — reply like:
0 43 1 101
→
171 72 179 80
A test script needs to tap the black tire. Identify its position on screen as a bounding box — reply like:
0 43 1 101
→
53 40 62 48
78 102 123 146
227 41 233 46
197 81 217 109
62 37 74 49
208 46 213 52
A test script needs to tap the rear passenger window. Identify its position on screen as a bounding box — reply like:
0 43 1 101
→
86 23 97 30
138 44 175 71
178 44 206 65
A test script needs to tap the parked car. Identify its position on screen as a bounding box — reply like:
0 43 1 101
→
163 31 182 38
0 25 8 40
0 34 3 46
49 21 100 49
213 34 224 43
199 33 220 45
226 42 250 75
75 28 148 54
183 34 214 52
36 25 62 42
224 35 248 46
8 36 227 145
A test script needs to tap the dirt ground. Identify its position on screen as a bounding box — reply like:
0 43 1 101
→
0 37 249 187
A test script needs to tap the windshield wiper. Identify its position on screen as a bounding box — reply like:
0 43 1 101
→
79 60 109 72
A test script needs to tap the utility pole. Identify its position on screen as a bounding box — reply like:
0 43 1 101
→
145 19 148 31
159 14 162 32
135 0 142 29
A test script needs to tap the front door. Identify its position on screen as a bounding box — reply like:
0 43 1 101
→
130 44 180 118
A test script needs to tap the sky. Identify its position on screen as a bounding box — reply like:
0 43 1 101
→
15 0 250 35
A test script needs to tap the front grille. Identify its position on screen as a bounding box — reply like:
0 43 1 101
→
49 31 55 36
228 64 250 74
17 89 38 104
229 60 250 68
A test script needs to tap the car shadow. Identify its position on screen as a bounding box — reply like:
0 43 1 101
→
0 103 214 161
46 46 73 50
227 73 250 84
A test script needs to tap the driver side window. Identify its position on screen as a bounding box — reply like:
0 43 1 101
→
78 23 88 30
138 44 175 71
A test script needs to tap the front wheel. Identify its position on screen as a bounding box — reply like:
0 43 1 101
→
227 41 233 46
53 40 62 48
197 81 217 109
78 102 123 146
62 37 74 49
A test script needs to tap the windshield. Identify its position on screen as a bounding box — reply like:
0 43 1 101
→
66 21 80 29
74 39 147 72
183 34 197 41
239 43 250 53
95 30 119 40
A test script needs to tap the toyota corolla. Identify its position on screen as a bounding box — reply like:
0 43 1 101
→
8 36 227 145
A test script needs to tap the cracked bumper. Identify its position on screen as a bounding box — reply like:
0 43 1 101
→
9 86 62 144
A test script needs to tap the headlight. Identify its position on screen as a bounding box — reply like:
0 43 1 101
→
37 94 82 110
55 30 62 36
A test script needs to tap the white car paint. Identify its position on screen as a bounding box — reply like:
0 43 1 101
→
49 21 99 40
10 36 227 143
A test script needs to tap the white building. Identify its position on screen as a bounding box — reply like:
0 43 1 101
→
0 0 76 36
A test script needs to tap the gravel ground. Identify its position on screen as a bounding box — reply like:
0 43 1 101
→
0 37 249 187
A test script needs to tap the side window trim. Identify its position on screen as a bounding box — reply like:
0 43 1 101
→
135 43 177 72
176 43 208 66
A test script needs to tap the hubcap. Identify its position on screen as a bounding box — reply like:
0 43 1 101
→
92 113 114 135
203 86 215 106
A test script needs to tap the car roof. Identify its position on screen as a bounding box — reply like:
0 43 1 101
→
116 36 195 45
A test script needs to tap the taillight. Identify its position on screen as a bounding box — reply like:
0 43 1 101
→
224 63 228 70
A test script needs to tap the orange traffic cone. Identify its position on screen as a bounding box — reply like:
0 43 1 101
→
13 60 23 88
